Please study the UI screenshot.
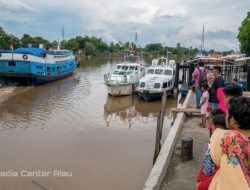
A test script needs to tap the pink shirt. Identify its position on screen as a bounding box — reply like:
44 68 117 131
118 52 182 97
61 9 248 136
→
217 87 227 113
192 67 208 87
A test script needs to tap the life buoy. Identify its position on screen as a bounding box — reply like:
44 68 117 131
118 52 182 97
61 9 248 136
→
23 54 28 60
42 54 46 59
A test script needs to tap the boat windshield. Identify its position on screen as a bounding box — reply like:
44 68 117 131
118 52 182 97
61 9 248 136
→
155 69 164 75
164 70 172 75
112 71 133 75
121 66 129 70
147 69 154 74
129 66 135 70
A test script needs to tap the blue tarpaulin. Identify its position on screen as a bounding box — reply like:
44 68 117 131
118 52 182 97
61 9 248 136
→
0 49 13 53
14 48 48 56
0 48 48 56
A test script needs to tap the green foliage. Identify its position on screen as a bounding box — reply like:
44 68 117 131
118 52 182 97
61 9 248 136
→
145 43 163 53
238 12 250 56
84 42 96 55
62 39 79 52
0 27 20 49
21 34 50 48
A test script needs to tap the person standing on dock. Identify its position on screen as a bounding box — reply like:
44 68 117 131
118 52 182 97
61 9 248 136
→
208 66 225 110
199 83 210 128
192 62 208 109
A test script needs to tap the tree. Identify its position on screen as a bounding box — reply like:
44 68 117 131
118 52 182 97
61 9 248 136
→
75 36 85 50
21 34 33 47
84 42 96 55
0 27 11 49
238 11 250 56
145 43 163 52
63 39 79 52
9 35 20 49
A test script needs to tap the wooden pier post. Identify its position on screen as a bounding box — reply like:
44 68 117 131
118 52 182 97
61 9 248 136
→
173 62 180 99
153 92 167 164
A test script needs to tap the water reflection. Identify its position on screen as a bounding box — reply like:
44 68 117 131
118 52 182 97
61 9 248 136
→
104 94 178 127
0 74 89 130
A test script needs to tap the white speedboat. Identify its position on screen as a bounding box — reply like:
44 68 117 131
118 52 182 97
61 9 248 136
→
104 57 146 96
138 57 176 101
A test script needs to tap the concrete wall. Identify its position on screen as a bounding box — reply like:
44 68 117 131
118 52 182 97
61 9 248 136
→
143 90 193 190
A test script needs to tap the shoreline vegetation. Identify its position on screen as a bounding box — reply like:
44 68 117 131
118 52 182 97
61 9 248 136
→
0 26 235 60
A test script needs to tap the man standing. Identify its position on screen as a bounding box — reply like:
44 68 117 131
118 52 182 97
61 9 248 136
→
209 66 225 109
192 62 207 108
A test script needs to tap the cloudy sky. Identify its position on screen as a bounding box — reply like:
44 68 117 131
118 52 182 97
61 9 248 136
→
0 0 249 51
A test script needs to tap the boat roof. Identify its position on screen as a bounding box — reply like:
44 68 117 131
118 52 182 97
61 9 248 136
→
0 48 48 56
116 62 142 66
234 57 250 62
147 66 174 70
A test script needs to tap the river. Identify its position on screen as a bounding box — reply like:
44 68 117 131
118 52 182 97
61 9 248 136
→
0 57 183 190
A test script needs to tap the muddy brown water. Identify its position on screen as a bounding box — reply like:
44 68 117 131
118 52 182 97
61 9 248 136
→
0 57 183 190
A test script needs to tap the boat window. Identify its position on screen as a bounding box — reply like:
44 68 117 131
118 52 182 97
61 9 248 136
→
8 61 16 66
117 66 121 70
125 71 133 75
113 71 119 74
140 82 145 87
163 83 168 88
118 71 126 75
168 81 171 86
155 69 163 75
129 67 135 70
122 66 128 70
147 69 154 74
158 59 166 65
154 83 161 88
164 70 172 75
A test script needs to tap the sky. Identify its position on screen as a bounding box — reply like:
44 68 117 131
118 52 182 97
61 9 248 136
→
0 0 249 51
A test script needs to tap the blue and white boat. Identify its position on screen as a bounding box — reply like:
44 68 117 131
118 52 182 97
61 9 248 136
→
138 57 176 101
0 47 78 85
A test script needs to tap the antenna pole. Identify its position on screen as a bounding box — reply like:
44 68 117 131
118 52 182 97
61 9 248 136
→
202 26 205 53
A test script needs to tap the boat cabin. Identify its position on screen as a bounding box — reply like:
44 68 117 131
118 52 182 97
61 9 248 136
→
146 68 174 76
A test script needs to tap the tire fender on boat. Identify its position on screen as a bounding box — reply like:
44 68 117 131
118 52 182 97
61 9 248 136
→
23 54 28 60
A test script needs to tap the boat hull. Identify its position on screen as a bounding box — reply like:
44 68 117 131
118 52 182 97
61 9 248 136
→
0 71 75 85
138 91 163 101
106 83 138 96
138 88 173 101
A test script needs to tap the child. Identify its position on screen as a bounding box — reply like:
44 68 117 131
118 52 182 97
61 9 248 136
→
212 114 227 132
199 83 209 128
209 109 224 136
